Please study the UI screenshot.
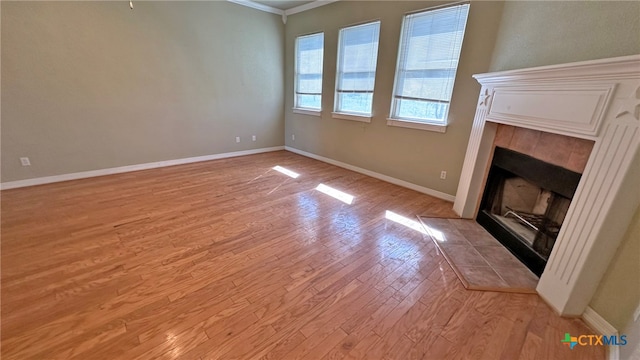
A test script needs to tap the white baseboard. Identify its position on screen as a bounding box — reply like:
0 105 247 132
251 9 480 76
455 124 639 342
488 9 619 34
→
284 146 456 202
0 146 285 190
582 306 619 360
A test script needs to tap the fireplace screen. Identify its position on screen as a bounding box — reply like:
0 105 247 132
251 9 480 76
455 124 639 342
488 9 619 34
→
477 147 582 276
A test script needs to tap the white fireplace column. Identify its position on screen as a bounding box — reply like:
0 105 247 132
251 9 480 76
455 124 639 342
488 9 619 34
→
453 55 640 316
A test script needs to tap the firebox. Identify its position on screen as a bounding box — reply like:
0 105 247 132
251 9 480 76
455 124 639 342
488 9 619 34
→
477 147 582 276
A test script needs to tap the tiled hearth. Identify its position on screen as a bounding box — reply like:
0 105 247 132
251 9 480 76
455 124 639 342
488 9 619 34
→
418 217 538 293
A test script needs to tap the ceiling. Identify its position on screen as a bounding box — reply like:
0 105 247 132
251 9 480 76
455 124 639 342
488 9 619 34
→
251 0 316 11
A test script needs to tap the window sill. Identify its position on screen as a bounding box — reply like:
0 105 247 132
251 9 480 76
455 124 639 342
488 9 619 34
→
331 112 372 123
293 108 321 116
386 118 447 133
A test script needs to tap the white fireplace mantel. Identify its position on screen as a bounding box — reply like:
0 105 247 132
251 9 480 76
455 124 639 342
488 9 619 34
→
453 55 640 316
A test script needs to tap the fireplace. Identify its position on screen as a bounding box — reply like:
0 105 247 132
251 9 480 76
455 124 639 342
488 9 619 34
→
452 55 639 316
477 147 582 276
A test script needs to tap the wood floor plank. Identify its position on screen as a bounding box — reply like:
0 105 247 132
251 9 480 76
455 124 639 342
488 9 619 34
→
253 330 307 360
372 277 434 337
1 151 605 360
519 332 544 360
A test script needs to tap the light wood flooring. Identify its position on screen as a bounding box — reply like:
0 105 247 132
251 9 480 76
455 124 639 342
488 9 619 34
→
1 151 604 359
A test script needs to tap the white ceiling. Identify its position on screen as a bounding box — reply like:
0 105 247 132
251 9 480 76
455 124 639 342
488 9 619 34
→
251 0 316 11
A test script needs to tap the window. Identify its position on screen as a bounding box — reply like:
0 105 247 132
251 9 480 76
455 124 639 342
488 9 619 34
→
390 3 470 129
294 32 324 111
334 21 381 119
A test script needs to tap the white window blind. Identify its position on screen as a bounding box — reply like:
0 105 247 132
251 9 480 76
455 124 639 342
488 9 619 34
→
390 3 469 125
334 21 381 115
295 33 324 110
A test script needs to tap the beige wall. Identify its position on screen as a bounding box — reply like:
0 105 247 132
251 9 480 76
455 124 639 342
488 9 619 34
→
284 1 505 196
490 0 640 71
590 206 640 331
1 1 284 182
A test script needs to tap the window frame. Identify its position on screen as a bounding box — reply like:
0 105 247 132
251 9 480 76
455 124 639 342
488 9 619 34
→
332 20 381 122
388 2 470 132
294 32 325 113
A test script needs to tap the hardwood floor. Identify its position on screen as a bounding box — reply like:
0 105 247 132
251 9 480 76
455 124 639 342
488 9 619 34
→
1 151 604 359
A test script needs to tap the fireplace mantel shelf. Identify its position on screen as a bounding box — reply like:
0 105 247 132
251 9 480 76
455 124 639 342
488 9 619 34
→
454 54 640 317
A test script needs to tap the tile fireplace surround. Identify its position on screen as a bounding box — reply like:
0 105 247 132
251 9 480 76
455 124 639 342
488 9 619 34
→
453 55 640 317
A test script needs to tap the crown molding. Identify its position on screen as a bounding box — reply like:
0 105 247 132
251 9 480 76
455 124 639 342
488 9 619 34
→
285 0 339 15
226 0 283 15
226 0 339 17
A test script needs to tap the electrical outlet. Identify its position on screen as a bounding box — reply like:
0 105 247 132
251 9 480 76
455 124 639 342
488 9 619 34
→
20 157 31 166
252 135 256 142
440 171 447 180
235 136 240 143
292 134 295 141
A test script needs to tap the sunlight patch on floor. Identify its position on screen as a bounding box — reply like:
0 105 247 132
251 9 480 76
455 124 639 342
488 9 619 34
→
423 226 445 241
315 183 354 204
385 210 427 234
272 165 300 178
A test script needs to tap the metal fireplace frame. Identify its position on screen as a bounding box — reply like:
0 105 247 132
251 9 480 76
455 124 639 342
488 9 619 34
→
477 147 582 276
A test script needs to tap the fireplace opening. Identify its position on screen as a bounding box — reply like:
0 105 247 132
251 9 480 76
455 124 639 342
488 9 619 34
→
477 147 582 276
